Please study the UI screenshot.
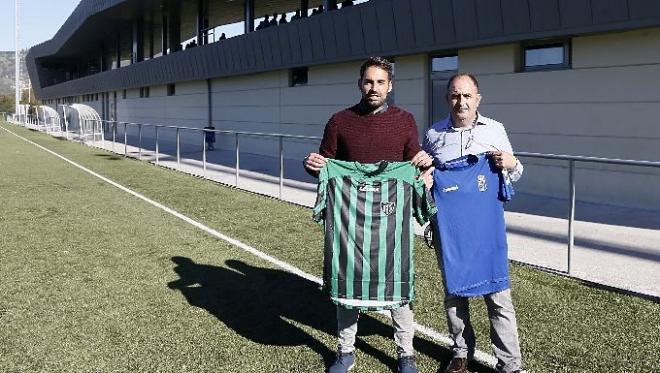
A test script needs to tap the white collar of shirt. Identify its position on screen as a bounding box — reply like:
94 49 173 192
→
441 113 487 132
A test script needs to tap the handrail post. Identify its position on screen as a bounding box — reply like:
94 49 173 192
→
176 127 181 168
138 123 143 160
124 122 128 157
567 160 576 275
279 136 284 199
100 120 105 149
202 130 207 177
155 126 160 165
235 133 240 186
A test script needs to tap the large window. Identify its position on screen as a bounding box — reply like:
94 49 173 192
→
522 40 570 71
431 55 458 72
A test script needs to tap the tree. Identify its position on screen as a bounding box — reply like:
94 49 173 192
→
0 94 15 114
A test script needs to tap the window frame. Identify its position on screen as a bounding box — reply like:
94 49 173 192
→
521 39 571 72
289 67 309 87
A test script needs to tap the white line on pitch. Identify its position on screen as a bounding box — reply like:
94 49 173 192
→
2 125 498 368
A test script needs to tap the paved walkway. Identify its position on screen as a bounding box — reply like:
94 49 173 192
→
68 133 660 299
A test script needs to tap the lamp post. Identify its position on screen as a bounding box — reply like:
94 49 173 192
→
15 0 20 116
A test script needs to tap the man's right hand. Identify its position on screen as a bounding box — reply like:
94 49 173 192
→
304 153 327 175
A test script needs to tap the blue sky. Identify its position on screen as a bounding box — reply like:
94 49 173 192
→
0 0 81 51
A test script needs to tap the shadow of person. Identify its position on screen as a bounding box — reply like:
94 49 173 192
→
167 257 495 372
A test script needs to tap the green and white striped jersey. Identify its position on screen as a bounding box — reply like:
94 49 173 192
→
313 160 436 310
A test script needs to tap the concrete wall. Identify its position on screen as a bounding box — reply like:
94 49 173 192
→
458 27 660 210
104 55 429 161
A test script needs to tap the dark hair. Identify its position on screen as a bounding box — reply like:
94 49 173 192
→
360 57 394 80
446 73 480 92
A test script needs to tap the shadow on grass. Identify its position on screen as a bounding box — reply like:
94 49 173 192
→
95 153 124 160
167 257 495 372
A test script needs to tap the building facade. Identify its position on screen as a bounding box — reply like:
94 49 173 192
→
27 0 660 210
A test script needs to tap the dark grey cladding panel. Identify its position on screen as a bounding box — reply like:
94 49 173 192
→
256 32 269 70
392 0 414 50
527 0 559 32
431 0 456 44
629 0 660 20
333 11 352 57
309 18 326 60
286 24 303 64
475 0 503 38
321 15 338 60
378 0 399 52
411 0 435 47
452 0 479 42
361 2 381 54
502 0 532 34
345 7 365 54
592 0 629 24
277 28 293 66
298 21 314 61
558 0 592 28
269 31 283 67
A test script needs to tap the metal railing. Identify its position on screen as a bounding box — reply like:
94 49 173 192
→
8 116 660 277
92 119 320 200
515 152 660 274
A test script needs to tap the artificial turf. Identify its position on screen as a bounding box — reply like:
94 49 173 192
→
1 122 659 372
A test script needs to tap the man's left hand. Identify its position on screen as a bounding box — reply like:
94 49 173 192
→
488 151 517 170
411 150 433 169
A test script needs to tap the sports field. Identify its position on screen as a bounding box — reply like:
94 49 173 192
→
1 122 659 373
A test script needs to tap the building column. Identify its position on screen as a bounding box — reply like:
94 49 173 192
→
301 0 309 17
197 0 209 45
245 0 254 33
115 31 121 68
132 15 144 64
168 1 181 53
323 0 337 11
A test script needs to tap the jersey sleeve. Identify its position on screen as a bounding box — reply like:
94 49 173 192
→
412 178 437 225
312 164 330 224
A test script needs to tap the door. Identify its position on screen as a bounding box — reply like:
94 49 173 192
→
429 55 458 126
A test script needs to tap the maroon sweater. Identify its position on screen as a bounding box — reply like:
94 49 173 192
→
319 105 422 163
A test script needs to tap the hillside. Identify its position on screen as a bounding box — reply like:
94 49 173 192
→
0 51 29 96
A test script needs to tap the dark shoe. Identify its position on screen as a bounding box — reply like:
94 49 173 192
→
328 352 355 373
444 357 468 373
397 355 418 373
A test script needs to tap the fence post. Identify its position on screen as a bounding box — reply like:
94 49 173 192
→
235 133 240 187
202 130 207 177
279 136 284 199
176 128 181 168
155 126 160 165
138 123 143 160
112 122 116 152
124 122 128 157
567 160 576 275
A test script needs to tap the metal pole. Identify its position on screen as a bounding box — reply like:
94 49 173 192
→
279 136 284 199
112 122 116 152
235 133 240 186
155 126 160 165
176 127 180 168
202 130 207 177
100 120 105 149
567 160 576 275
14 0 20 117
138 123 142 160
124 122 128 157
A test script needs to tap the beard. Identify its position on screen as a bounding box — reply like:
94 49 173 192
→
362 93 386 109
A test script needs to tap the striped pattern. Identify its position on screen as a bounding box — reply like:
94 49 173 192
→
314 160 436 310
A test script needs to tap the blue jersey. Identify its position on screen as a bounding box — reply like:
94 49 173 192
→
431 154 513 297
